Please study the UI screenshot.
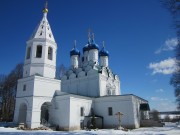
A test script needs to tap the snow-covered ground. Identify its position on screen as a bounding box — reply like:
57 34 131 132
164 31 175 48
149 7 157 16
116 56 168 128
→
0 123 179 135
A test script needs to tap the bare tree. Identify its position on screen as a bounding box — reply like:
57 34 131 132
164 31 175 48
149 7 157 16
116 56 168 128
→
161 0 180 109
1 63 23 121
56 64 67 79
0 74 7 121
151 109 160 121
164 115 171 122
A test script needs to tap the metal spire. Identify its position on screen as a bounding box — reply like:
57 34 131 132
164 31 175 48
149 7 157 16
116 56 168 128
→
88 29 91 43
43 0 48 13
92 33 95 41
74 40 77 48
102 41 105 48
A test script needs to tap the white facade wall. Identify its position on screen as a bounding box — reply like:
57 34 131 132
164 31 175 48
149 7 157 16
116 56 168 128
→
51 95 93 131
28 96 53 128
99 74 120 96
13 97 32 125
16 76 60 97
69 97 93 130
94 96 137 129
61 72 100 97
49 94 146 130
14 76 61 128
62 68 121 98
33 76 61 97
132 96 149 124
51 95 71 130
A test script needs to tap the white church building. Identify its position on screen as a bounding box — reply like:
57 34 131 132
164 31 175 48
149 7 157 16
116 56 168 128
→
13 3 150 130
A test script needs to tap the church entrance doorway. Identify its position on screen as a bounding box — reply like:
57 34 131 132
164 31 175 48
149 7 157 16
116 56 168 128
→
40 102 51 126
18 103 27 124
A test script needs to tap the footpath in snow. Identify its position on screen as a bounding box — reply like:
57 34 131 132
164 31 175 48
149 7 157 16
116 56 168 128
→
0 122 180 135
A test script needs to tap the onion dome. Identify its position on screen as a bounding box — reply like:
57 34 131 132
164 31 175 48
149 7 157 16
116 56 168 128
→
88 33 99 50
83 43 90 53
70 40 80 57
99 42 109 57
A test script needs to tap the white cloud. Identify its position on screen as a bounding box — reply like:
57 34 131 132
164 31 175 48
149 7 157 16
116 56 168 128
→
151 96 167 101
148 58 177 75
155 38 178 54
156 89 164 93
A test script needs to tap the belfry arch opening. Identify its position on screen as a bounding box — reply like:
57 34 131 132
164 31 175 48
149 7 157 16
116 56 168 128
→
36 45 42 58
18 103 27 124
40 102 51 126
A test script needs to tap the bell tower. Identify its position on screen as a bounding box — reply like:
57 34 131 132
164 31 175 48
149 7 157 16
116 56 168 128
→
14 2 61 129
23 2 57 78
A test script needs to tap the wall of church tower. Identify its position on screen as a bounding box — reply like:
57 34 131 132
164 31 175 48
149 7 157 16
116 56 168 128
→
23 40 57 78
71 55 79 68
89 49 98 64
100 56 108 67
14 75 61 128
83 51 89 63
14 3 61 129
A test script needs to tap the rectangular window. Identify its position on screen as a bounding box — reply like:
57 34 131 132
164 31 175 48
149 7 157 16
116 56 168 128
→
108 107 113 116
23 85 26 91
80 107 84 116
48 47 53 60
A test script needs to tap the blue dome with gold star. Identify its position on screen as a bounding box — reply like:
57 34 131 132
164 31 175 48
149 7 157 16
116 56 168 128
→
99 46 109 57
83 33 99 53
70 43 80 56
88 39 99 50
83 43 90 53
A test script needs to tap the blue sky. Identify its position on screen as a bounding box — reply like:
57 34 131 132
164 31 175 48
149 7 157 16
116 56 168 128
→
0 0 178 111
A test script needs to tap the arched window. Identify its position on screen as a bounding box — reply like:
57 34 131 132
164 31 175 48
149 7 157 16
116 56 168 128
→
36 45 42 58
48 47 53 60
26 47 31 59
18 103 27 124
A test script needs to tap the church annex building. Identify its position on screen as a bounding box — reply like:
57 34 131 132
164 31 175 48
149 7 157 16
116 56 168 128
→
13 4 150 130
